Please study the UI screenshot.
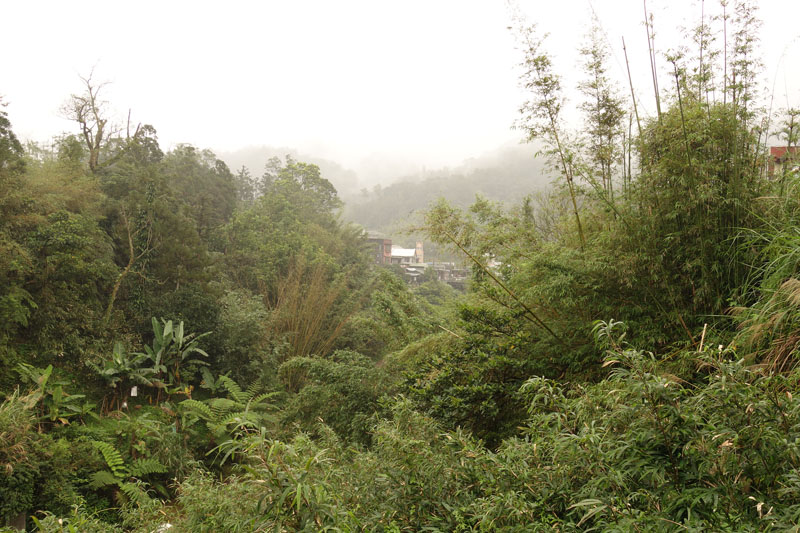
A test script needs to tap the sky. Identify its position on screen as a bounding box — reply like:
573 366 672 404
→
2 0 799 183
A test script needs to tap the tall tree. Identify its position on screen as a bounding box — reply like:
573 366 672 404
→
578 24 625 197
61 73 116 173
513 21 585 249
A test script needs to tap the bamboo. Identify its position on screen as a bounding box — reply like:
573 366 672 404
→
723 1 728 106
672 61 694 175
628 114 633 188
623 38 643 139
644 0 662 122
699 323 708 352
442 229 567 346
699 0 705 102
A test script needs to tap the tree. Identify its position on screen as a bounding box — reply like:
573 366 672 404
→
61 73 116 173
513 21 585 249
578 24 625 198
233 165 256 205
0 101 34 346
161 145 237 242
0 98 24 176
262 155 342 215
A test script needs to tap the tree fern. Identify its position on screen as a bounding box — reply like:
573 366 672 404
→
180 374 276 448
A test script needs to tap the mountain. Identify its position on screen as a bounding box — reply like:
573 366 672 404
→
343 143 552 232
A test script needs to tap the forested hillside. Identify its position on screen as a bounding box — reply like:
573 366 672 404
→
343 143 550 233
5 1 800 531
219 146 362 199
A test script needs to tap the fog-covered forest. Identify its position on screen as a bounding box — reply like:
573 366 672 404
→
4 1 800 531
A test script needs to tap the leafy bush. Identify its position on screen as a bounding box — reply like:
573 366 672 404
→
278 350 390 446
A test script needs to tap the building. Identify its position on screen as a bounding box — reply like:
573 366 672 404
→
769 146 799 177
365 232 392 265
390 242 424 264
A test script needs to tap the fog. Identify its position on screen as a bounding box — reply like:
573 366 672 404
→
3 0 799 190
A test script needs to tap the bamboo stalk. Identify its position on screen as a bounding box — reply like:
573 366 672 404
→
699 323 708 352
442 229 567 346
644 0 662 122
672 60 694 175
623 37 643 139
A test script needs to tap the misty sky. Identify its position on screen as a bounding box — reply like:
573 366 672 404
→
3 1 799 181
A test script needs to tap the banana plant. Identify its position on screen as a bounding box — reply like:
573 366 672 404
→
89 341 154 412
16 363 96 426
137 317 210 401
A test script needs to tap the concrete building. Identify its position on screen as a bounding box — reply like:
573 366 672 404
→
390 242 424 264
365 232 392 265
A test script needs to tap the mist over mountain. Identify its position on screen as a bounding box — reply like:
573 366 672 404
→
218 145 363 197
218 142 552 237
343 142 552 233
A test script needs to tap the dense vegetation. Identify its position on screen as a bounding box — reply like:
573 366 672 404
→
4 2 800 530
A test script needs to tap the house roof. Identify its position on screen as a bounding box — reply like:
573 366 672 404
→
391 246 416 258
771 146 799 158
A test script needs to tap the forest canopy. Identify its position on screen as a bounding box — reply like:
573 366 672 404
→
4 1 800 530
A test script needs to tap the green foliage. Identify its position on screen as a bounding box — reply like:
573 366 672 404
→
179 374 277 461
161 145 236 243
336 268 439 359
0 393 96 523
0 391 36 518
0 101 24 176
213 289 268 381
6 11 800 530
31 506 122 533
163 471 264 532
68 408 195 484
16 364 95 426
279 350 390 445
628 98 765 317
89 440 166 506
136 318 210 393
400 321 539 447
89 342 153 411
22 208 116 361
733 173 800 370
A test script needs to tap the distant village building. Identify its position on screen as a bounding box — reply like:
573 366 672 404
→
390 242 424 265
363 231 467 288
769 146 799 177
365 232 392 265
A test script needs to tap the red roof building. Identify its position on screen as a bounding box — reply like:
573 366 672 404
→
769 146 799 177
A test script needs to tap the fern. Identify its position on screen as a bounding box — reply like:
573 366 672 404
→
88 469 119 490
118 480 151 506
129 457 167 477
219 375 247 403
180 398 214 421
245 380 262 399
250 392 280 409
179 373 275 446
92 441 128 479
209 397 239 413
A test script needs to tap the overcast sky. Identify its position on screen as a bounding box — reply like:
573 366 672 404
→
2 1 799 181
